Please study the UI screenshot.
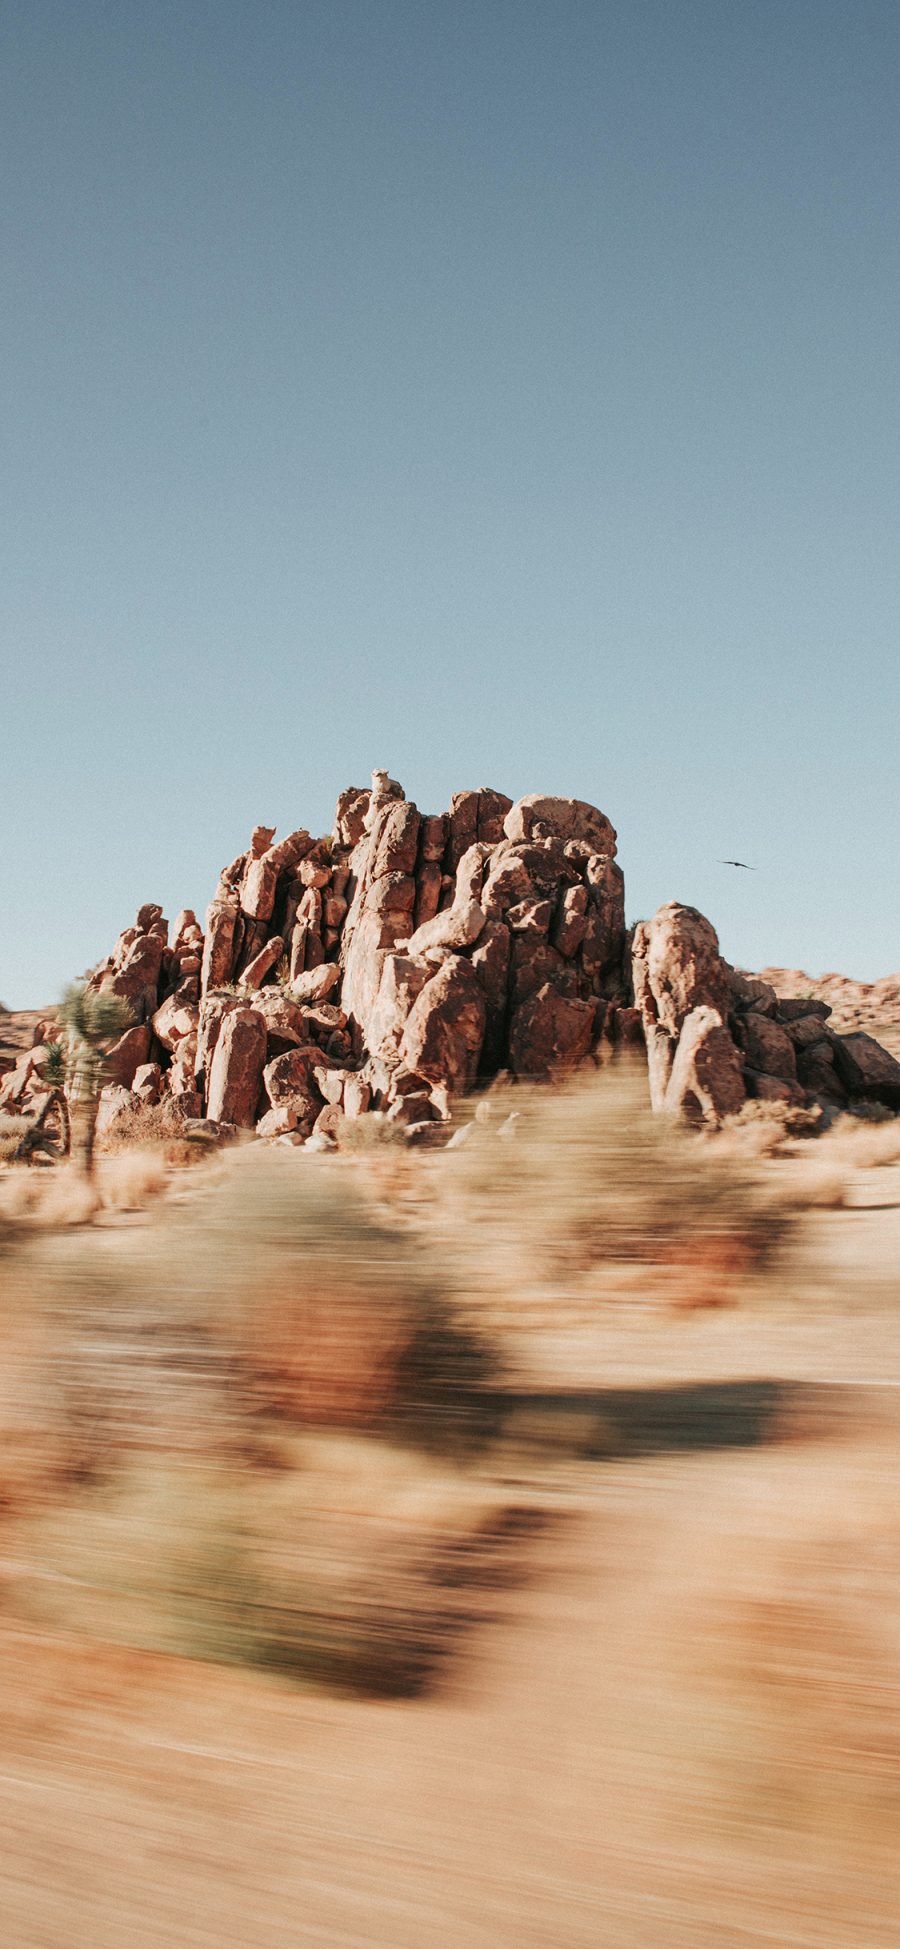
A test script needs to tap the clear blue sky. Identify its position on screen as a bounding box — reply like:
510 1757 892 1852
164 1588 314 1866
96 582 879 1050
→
1 0 898 1007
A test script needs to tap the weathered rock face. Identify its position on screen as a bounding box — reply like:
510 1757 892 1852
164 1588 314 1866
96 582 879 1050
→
508 983 598 1079
106 1023 152 1088
632 904 736 1117
664 1007 746 1124
631 894 900 1126
206 1007 267 1127
399 957 487 1096
831 1032 900 1109
70 770 897 1146
732 1012 797 1084
634 904 730 1043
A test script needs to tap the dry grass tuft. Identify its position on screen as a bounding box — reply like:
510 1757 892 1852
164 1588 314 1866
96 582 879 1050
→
422 1067 798 1317
98 1098 196 1154
96 1149 170 1211
0 1162 100 1227
0 1114 34 1162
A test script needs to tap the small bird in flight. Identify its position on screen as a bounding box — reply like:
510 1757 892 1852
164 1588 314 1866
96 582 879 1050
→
719 859 757 870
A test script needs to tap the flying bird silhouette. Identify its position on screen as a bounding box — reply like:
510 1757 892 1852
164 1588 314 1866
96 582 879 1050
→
719 860 757 870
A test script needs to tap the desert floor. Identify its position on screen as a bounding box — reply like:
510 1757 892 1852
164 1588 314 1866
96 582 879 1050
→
1 1160 899 1947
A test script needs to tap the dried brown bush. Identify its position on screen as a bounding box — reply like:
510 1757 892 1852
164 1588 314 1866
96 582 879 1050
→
0 1156 509 1695
425 1068 798 1314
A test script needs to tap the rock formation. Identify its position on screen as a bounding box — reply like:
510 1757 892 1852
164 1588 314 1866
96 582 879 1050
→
4 771 899 1143
631 903 900 1123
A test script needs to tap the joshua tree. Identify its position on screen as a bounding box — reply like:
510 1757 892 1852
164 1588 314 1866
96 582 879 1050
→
56 983 132 1175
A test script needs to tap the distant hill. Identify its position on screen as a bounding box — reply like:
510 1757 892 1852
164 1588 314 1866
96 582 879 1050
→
758 969 900 1062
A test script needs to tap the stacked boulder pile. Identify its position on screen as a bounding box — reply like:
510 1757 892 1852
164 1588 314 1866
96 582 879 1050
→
632 903 900 1122
4 771 898 1144
79 773 632 1148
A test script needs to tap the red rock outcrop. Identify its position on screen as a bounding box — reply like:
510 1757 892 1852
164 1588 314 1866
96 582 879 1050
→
38 767 893 1148
206 1007 267 1127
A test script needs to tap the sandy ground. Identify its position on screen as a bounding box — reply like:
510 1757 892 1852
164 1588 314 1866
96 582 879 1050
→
1 1171 900 1946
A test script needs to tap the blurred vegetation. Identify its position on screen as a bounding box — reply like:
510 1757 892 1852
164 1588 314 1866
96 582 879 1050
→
57 982 133 1175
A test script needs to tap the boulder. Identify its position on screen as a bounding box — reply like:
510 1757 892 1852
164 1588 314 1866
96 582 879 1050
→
196 994 242 1091
298 858 331 890
470 919 511 1069
206 1007 267 1127
503 795 617 853
256 1105 299 1138
290 962 341 1005
745 1071 806 1106
506 899 553 936
476 788 513 844
734 1013 797 1082
728 969 778 1013
240 855 277 924
445 791 480 874
313 1065 345 1107
261 1049 322 1133
367 871 416 917
334 786 370 848
171 909 201 955
103 934 163 1013
240 936 284 990
370 800 420 879
796 1040 847 1102
405 899 486 959
136 903 163 933
776 997 831 1023
509 983 597 1078
419 813 448 862
106 1023 152 1088
634 903 730 1039
151 995 199 1053
832 1033 900 1108
343 1075 371 1118
664 1007 746 1125
169 1088 204 1118
169 1031 199 1095
400 958 486 1095
132 1062 162 1104
510 938 568 1006
553 883 588 958
581 857 626 979
201 901 238 995
299 1003 347 1037
0 1045 49 1109
413 860 443 931
365 954 431 1081
784 1014 831 1051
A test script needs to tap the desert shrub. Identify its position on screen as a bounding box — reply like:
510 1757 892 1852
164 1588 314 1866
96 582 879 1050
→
96 1149 169 1210
824 1117 900 1171
98 1097 194 1153
433 1069 795 1311
0 1160 100 1227
716 1098 824 1158
162 1152 500 1445
0 1162 513 1695
0 1114 33 1162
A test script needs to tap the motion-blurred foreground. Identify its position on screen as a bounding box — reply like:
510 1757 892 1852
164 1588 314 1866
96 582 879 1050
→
1 1072 900 1944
